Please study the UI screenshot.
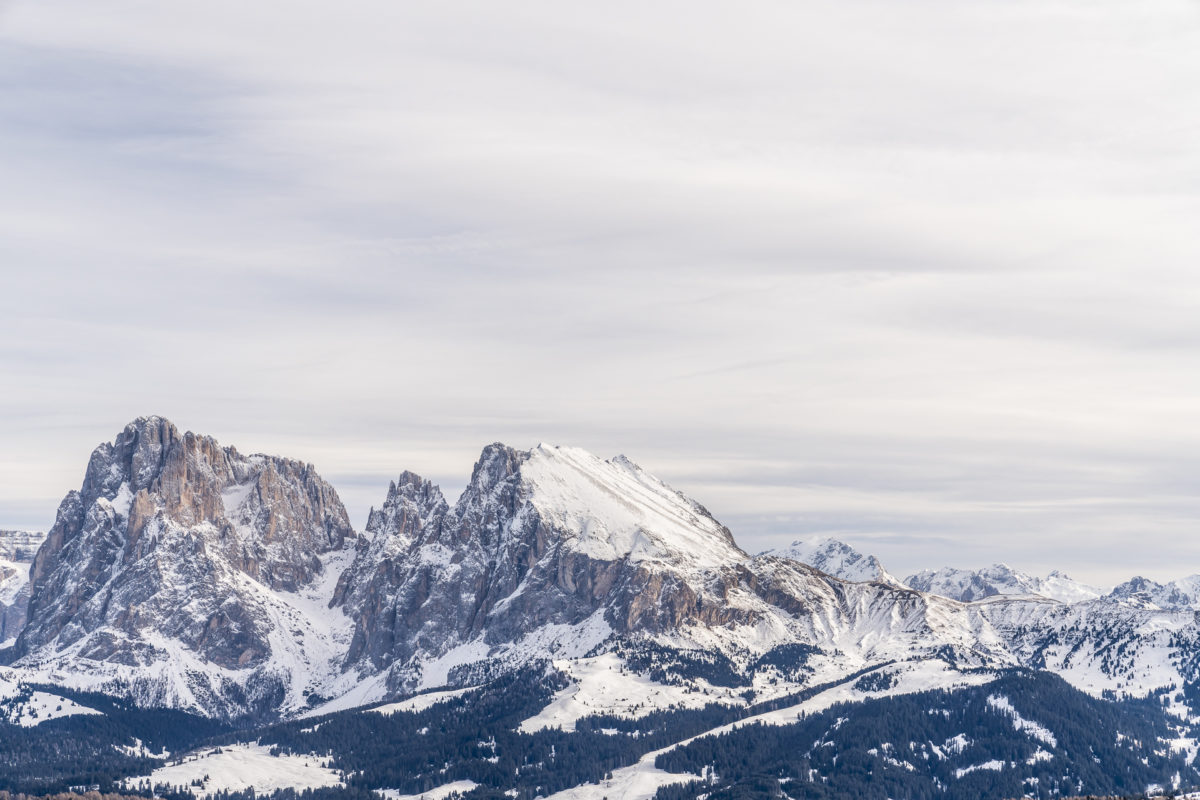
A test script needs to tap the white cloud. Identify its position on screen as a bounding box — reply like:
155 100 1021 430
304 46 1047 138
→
2 0 1200 585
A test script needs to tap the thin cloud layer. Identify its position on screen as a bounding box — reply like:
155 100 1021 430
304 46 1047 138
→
2 0 1200 585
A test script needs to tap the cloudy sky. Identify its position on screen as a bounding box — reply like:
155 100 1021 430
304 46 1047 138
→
2 0 1200 586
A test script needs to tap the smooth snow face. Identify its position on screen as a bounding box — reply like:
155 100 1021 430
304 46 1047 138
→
766 536 904 586
1038 571 1104 604
131 743 342 797
520 445 745 570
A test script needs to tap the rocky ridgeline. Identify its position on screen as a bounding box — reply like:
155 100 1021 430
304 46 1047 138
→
8 417 355 716
5 416 1200 722
332 442 1006 693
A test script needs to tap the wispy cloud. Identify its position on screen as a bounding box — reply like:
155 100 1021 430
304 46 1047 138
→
2 0 1200 586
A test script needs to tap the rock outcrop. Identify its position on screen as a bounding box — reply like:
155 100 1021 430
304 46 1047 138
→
11 416 356 717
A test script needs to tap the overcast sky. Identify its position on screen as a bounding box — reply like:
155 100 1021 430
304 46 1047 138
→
3 1 1200 586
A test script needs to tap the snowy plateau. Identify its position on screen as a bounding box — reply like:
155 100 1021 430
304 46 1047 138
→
3 416 1200 800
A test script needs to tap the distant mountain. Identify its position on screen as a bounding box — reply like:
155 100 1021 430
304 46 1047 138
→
764 536 905 586
1106 574 1200 609
0 530 45 644
905 563 1102 604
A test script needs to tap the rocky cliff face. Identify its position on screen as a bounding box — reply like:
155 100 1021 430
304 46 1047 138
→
0 530 45 643
333 443 760 690
332 444 1016 695
11 417 356 717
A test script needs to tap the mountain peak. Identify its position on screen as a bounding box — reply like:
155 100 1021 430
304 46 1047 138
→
516 443 744 568
906 563 1102 604
13 421 356 716
764 537 903 586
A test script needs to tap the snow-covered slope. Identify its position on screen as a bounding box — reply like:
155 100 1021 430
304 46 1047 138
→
128 743 342 797
905 564 1101 604
765 536 904 586
973 594 1200 699
519 446 746 570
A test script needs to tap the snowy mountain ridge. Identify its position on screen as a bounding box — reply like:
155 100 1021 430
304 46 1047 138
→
3 417 1200 730
764 536 906 586
904 563 1103 604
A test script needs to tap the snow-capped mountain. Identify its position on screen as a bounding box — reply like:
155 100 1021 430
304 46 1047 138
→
3 417 1199 732
331 443 1012 702
9 422 1200 800
765 536 905 586
8 416 358 718
905 564 1102 604
0 530 44 644
1106 574 1200 610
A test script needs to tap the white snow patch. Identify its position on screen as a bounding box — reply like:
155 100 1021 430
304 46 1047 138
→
540 748 698 800
377 781 479 800
986 694 1057 747
519 652 744 733
417 641 492 690
130 743 341 797
1026 748 1053 764
955 760 1005 778
221 482 256 519
110 482 134 518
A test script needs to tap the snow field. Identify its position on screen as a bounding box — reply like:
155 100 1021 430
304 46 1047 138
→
129 743 342 797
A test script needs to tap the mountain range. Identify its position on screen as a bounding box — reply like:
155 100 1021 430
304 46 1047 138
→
3 416 1200 800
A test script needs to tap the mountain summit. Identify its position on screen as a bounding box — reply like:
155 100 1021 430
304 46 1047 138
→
10 416 357 717
764 536 905 586
333 443 752 692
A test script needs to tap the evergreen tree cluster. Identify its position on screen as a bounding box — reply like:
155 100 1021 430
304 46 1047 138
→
654 671 1200 800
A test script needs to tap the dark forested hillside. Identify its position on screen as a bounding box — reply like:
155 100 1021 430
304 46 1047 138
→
654 671 1199 800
